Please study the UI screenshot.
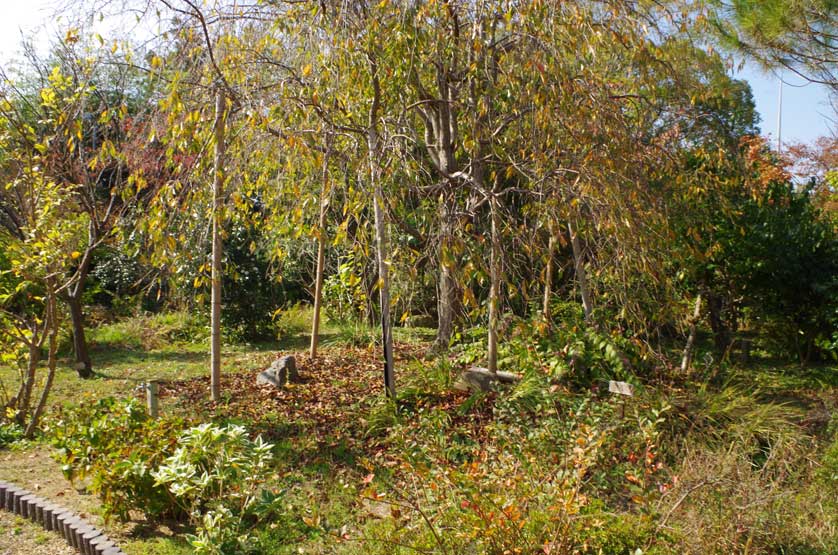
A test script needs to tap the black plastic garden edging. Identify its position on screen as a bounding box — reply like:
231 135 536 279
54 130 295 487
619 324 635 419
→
0 480 125 555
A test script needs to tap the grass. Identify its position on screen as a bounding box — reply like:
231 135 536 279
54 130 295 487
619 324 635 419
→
121 537 194 555
0 311 834 554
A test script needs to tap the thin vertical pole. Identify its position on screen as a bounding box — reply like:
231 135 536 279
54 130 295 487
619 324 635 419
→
146 381 159 419
310 139 332 359
777 73 783 153
210 90 226 402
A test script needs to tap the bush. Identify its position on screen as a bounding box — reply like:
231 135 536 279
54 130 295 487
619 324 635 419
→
0 421 24 448
358 375 675 555
151 423 283 555
452 311 638 387
50 401 284 553
49 397 186 521
88 311 209 350
322 252 370 324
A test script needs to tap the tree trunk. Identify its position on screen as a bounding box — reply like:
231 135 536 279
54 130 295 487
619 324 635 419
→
25 290 58 438
434 193 457 351
14 338 40 426
680 293 702 374
542 230 556 323
67 295 92 378
310 145 331 359
210 90 226 402
707 292 731 355
368 62 395 398
487 194 501 374
568 220 593 323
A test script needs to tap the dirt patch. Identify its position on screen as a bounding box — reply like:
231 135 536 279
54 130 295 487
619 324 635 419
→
0 510 75 555
0 447 99 523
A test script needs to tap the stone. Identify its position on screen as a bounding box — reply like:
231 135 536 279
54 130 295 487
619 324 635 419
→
361 498 392 519
454 366 521 392
257 355 298 388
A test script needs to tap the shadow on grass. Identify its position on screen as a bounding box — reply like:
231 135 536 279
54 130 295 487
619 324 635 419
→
128 518 193 540
89 349 207 377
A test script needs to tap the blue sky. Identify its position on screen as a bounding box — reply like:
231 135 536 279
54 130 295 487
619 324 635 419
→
0 3 834 146
736 60 835 146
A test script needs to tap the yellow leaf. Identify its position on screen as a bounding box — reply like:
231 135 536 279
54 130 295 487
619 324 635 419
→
302 64 312 77
70 251 81 259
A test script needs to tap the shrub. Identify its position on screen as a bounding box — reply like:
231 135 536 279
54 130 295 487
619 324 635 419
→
151 423 283 555
360 378 675 555
88 311 209 351
0 421 24 448
322 252 370 324
49 397 186 521
50 402 284 553
452 312 638 387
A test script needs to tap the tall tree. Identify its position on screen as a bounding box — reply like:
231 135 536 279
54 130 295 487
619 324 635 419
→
713 0 838 90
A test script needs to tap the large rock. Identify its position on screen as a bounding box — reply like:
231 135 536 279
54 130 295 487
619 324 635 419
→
256 355 298 388
454 366 521 392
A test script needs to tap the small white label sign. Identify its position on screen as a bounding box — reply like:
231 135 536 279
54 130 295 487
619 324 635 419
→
608 380 634 396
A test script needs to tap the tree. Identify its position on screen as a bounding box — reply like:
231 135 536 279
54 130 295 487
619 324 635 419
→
0 73 91 432
713 0 838 90
0 43 148 377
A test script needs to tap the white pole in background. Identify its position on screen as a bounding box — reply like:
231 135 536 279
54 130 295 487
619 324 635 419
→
777 73 783 153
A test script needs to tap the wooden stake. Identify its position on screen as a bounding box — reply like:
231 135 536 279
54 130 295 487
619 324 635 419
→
146 381 159 419
210 89 226 402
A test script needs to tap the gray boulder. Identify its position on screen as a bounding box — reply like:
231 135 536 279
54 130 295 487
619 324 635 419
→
256 355 298 388
454 366 521 392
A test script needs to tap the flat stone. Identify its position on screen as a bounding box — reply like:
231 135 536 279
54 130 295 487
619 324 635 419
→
361 498 392 519
454 366 521 392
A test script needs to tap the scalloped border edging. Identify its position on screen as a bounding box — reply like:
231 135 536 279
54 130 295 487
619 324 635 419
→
0 480 125 555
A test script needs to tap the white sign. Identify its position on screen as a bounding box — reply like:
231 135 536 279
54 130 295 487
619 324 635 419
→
608 380 634 396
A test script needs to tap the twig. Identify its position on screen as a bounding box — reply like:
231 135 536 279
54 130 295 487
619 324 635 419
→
657 479 712 529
